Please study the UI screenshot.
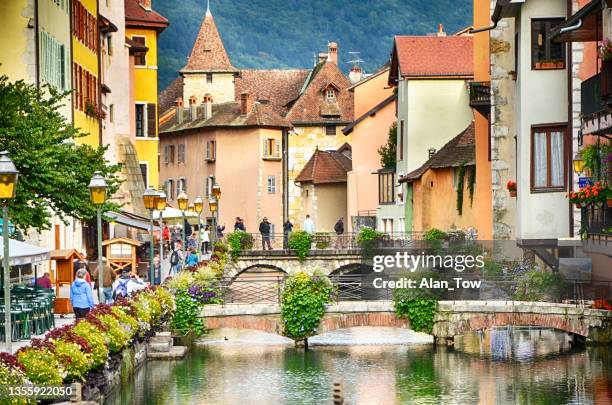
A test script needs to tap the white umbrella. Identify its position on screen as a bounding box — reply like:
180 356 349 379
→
153 207 199 221
0 238 50 266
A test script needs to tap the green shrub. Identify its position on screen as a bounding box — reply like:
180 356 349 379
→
16 348 63 385
424 228 447 241
227 231 253 259
281 271 334 339
288 231 313 261
394 299 438 334
0 355 34 404
111 306 140 338
513 271 570 302
171 289 205 336
356 227 384 255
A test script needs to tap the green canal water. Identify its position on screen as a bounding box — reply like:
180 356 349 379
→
105 327 612 405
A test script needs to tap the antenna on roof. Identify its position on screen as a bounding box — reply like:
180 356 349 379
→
347 51 365 73
206 0 211 16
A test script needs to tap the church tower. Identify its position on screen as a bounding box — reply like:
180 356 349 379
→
180 3 238 103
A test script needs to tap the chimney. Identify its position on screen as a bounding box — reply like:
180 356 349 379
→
327 42 338 65
349 65 363 83
189 95 198 120
428 148 436 159
318 52 328 64
202 94 213 119
175 97 184 124
140 0 151 11
436 24 446 37
240 92 253 115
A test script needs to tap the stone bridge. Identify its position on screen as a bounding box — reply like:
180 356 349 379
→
223 250 367 279
201 300 612 345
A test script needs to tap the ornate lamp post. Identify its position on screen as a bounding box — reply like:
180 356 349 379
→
88 171 108 305
573 152 585 175
194 196 204 253
156 192 167 283
143 188 160 284
177 192 189 264
209 197 218 247
211 183 221 240
0 151 18 351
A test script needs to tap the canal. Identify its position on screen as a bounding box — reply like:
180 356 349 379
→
106 327 611 404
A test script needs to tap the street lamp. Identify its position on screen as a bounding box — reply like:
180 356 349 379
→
177 192 189 264
88 171 107 306
211 183 221 241
143 188 160 285
194 196 203 253
209 197 218 246
573 152 585 174
156 192 167 283
0 151 18 352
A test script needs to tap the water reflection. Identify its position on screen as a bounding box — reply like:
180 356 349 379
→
105 327 612 405
454 326 574 361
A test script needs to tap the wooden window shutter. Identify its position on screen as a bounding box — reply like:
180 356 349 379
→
275 139 281 158
147 104 157 137
211 141 216 160
206 141 211 160
164 145 169 163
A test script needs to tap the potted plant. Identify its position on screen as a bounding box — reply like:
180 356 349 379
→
600 39 612 62
506 180 517 197
568 182 610 208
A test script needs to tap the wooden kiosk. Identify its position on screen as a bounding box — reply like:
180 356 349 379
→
50 249 85 314
102 238 141 276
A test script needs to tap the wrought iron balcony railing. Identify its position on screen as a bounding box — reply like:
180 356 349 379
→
469 81 491 112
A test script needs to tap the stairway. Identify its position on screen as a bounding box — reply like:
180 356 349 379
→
147 331 188 359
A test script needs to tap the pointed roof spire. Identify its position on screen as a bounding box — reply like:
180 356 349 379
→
181 4 237 73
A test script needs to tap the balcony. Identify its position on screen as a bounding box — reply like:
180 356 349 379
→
469 81 490 115
580 61 612 136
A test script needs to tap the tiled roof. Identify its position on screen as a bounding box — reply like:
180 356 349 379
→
124 0 169 31
159 101 291 134
235 69 310 117
286 61 354 124
400 122 475 183
295 148 352 184
181 12 237 72
389 36 473 83
159 76 184 116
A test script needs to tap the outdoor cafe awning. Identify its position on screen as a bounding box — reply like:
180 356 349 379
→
105 211 151 231
0 238 51 266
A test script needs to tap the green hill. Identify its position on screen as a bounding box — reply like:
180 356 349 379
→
155 0 473 89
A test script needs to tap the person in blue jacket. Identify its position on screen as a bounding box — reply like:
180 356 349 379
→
70 268 94 318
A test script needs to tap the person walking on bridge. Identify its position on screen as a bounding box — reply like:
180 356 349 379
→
259 217 272 250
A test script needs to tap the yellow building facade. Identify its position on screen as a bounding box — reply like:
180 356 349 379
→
72 0 100 147
0 0 34 83
126 6 168 189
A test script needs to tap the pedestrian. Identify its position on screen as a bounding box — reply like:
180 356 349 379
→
185 247 199 268
283 220 293 249
171 224 182 250
35 272 52 289
112 267 145 299
92 257 116 304
169 241 184 275
303 214 315 234
334 217 345 248
70 269 94 319
234 217 246 232
162 221 170 250
259 217 272 250
187 231 198 250
184 218 192 239
216 223 225 239
76 261 93 287
202 225 210 254
153 255 162 285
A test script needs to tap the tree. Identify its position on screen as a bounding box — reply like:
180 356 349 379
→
378 122 397 169
0 75 121 231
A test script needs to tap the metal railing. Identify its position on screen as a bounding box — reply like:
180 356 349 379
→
213 273 612 305
581 203 612 237
469 81 491 109
225 232 427 252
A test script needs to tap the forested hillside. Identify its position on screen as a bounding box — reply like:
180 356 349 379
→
156 0 472 88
